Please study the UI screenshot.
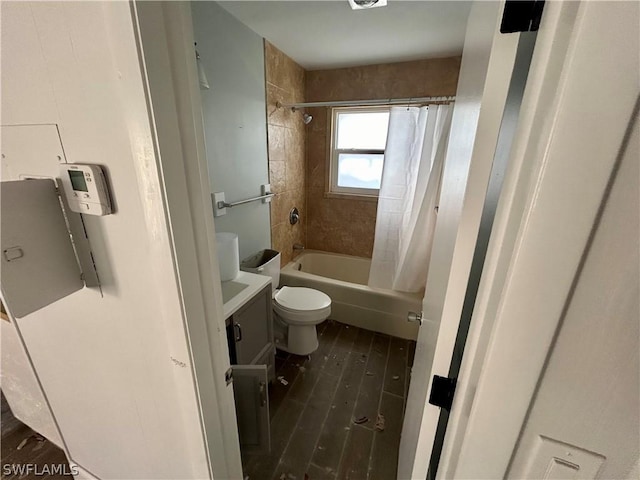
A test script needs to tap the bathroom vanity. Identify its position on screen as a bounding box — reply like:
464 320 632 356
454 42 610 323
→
222 271 275 380
221 270 274 454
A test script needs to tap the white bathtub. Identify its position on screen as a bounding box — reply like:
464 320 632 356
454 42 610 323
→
280 250 421 340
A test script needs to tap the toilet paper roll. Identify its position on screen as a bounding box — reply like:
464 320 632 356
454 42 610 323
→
216 232 239 281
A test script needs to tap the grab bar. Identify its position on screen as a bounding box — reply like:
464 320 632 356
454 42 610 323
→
217 192 274 209
212 185 273 217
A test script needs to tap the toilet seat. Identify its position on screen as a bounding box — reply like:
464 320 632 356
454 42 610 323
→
274 286 331 324
274 286 331 311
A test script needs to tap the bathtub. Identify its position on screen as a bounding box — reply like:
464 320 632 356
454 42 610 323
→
280 250 421 340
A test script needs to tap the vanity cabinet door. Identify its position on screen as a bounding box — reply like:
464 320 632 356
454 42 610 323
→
232 285 272 365
232 365 270 455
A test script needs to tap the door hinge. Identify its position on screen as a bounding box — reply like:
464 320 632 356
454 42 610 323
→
428 375 457 411
225 367 233 386
500 0 545 33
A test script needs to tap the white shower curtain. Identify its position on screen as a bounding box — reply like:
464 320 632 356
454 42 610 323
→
368 104 453 293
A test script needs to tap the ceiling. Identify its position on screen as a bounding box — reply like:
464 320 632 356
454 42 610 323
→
218 1 472 70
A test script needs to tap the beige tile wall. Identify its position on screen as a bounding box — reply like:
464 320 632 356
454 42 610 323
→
264 41 307 266
264 42 461 261
305 57 462 258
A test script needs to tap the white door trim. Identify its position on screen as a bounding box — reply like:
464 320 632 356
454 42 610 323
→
131 2 243 478
438 0 639 477
399 2 524 477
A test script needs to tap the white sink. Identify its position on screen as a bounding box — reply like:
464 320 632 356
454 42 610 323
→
221 280 249 304
220 271 271 319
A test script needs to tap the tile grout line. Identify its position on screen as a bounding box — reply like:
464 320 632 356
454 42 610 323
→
365 336 392 480
270 322 342 480
305 349 353 477
333 331 374 479
309 461 337 480
309 325 362 475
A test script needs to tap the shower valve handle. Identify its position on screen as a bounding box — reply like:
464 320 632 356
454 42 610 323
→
407 311 423 325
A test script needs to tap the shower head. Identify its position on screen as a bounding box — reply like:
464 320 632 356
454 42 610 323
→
303 113 313 125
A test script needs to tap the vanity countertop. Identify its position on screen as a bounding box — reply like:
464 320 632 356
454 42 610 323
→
221 271 271 319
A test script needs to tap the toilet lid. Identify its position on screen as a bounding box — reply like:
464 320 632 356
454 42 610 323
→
274 286 331 311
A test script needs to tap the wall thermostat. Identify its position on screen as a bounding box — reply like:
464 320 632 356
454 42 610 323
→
59 164 112 216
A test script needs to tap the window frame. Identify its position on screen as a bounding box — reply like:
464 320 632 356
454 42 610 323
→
328 106 390 198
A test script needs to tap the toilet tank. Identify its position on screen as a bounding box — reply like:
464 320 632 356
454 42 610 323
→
240 249 281 291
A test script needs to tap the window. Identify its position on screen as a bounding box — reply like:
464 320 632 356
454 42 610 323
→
329 107 390 196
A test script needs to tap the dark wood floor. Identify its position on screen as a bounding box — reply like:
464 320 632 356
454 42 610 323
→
243 320 416 480
1 394 72 479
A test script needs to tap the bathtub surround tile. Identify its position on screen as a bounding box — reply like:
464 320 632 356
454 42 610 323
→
265 41 307 265
242 321 416 480
306 195 379 258
305 57 461 103
265 42 460 260
305 57 460 258
271 223 288 264
269 162 286 196
271 191 291 226
267 124 286 163
266 83 287 127
265 41 304 99
285 128 305 193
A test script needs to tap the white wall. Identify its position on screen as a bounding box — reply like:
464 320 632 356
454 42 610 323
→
1 2 210 478
192 2 271 261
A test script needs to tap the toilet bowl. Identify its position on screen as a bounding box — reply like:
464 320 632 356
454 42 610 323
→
241 250 331 355
272 286 331 355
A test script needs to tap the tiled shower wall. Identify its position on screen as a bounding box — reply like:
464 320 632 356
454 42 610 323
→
305 57 462 257
264 41 307 266
265 41 462 260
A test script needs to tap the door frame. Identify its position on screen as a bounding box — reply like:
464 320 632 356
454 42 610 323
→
131 2 243 479
399 0 524 475
132 0 639 478
437 0 639 477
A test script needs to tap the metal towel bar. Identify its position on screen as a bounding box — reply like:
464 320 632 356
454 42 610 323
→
216 192 274 209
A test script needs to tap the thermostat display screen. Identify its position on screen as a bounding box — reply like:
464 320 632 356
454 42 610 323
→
68 170 88 192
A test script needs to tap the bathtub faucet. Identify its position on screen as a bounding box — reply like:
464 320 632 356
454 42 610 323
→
293 243 305 251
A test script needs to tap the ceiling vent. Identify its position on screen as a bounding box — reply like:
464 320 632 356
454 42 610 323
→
348 0 388 10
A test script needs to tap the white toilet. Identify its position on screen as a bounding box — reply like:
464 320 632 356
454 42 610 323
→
241 250 331 355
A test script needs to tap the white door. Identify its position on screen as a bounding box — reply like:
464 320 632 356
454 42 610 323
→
438 0 640 477
398 2 529 478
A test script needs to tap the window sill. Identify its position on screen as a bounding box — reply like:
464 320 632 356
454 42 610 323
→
324 191 379 203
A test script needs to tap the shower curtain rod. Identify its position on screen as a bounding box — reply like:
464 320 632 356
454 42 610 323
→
277 95 455 111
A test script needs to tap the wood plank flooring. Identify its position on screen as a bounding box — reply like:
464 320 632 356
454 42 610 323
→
243 320 416 480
